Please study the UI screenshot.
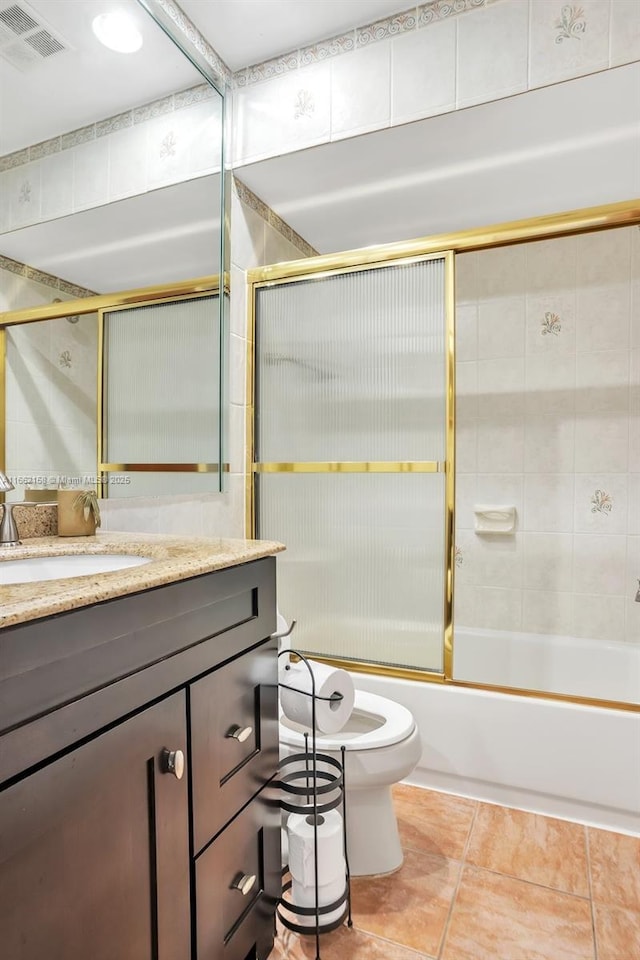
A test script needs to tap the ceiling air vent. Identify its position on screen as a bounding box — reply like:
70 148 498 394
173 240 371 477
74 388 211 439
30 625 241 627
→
0 0 71 71
0 3 37 35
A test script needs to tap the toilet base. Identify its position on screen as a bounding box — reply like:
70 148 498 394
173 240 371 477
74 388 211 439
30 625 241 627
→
345 785 403 877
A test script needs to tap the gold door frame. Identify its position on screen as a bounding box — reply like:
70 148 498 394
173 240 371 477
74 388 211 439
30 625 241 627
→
0 275 222 498
247 198 640 712
98 287 224 498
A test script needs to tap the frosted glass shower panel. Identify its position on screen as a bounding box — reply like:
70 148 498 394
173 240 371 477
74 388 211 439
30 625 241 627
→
258 472 446 672
255 259 446 462
103 294 221 468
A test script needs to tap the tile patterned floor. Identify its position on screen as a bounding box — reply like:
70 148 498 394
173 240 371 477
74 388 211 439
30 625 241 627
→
268 784 640 960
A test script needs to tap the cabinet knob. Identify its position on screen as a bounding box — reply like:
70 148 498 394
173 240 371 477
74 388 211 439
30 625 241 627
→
161 748 185 780
226 724 253 743
231 873 257 896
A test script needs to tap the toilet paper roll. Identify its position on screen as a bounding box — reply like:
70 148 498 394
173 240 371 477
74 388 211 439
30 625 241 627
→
286 810 344 888
291 873 346 927
280 659 354 734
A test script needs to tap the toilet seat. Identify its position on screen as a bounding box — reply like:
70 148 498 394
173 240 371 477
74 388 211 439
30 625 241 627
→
279 690 415 751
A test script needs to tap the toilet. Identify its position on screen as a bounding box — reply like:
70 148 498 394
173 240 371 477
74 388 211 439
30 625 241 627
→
279 690 421 877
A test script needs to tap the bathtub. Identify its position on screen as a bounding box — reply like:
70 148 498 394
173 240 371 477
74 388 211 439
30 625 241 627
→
349 629 640 834
453 625 640 704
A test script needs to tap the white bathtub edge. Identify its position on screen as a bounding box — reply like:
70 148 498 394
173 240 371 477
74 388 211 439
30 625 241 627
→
350 672 640 836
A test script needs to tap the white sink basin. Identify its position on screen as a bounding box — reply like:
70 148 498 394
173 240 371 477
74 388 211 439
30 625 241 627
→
0 554 151 585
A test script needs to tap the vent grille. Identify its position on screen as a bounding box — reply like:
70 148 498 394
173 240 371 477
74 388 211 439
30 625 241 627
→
0 3 37 34
24 28 64 57
0 0 70 70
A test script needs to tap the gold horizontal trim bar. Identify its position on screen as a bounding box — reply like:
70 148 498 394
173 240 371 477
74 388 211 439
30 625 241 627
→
293 653 447 684
0 275 221 327
247 199 640 284
254 461 443 473
297 654 638 712
100 462 227 473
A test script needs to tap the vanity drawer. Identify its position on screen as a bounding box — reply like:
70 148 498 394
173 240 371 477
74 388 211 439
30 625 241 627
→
190 638 278 852
195 792 280 960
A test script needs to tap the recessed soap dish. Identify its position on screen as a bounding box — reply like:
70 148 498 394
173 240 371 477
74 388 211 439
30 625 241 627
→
474 505 516 534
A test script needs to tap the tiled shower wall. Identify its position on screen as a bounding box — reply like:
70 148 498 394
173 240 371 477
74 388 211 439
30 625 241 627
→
454 226 639 643
234 0 640 166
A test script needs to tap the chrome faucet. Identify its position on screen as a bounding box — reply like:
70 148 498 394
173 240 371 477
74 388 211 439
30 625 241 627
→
0 472 36 547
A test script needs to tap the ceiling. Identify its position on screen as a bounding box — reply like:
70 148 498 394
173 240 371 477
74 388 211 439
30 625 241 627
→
237 63 640 254
0 0 205 154
180 0 416 71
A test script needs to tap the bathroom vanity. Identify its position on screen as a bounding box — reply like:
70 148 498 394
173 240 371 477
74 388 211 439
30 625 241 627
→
0 534 285 960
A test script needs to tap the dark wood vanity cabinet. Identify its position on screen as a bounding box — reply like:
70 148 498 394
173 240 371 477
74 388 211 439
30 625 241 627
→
0 693 191 960
0 557 281 960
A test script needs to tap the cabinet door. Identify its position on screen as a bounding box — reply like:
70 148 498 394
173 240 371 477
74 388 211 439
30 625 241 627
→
0 692 190 960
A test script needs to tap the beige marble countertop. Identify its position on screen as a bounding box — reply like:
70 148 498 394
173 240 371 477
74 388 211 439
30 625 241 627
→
0 532 285 628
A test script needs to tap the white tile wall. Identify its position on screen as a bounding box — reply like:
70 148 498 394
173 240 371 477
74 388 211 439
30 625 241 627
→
233 0 640 168
4 305 97 501
391 18 457 125
610 0 640 67
330 42 391 140
457 0 529 107
0 98 221 231
529 0 611 88
455 225 639 643
234 61 331 163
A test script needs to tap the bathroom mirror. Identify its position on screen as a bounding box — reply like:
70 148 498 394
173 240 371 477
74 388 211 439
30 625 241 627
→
0 0 226 497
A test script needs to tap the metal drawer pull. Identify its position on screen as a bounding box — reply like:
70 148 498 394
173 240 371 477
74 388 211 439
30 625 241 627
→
226 724 253 743
161 748 185 780
231 873 257 896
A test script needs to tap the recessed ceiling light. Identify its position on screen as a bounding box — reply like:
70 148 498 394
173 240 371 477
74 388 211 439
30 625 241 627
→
92 10 143 53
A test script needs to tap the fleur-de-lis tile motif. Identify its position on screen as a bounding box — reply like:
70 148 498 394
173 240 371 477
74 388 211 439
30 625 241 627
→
59 350 72 368
541 312 562 336
591 489 612 515
294 89 314 119
455 546 464 568
18 181 31 204
555 4 586 43
160 131 177 159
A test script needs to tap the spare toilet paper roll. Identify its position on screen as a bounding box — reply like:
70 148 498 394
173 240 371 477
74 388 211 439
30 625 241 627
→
279 659 355 733
291 873 346 927
286 810 345 888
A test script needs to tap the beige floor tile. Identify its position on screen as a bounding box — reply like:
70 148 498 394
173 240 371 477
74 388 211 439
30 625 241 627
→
592 901 640 960
393 784 477 861
350 847 460 956
267 921 434 959
588 828 640 911
465 803 589 896
441 865 595 960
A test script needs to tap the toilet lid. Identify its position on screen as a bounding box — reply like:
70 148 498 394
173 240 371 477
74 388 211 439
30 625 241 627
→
279 690 416 751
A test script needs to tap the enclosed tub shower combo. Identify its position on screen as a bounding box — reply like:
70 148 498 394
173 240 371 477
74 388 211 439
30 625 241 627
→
248 200 639 837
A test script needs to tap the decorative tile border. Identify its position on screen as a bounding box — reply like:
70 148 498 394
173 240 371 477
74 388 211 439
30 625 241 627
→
0 82 216 171
233 176 319 257
357 9 418 46
419 0 485 26
299 31 356 67
237 0 487 87
154 0 232 89
0 254 96 298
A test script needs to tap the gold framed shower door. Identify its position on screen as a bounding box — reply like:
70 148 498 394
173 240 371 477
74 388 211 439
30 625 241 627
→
247 198 640 712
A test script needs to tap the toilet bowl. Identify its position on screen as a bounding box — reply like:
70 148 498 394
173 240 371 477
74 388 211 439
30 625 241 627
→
279 690 421 877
